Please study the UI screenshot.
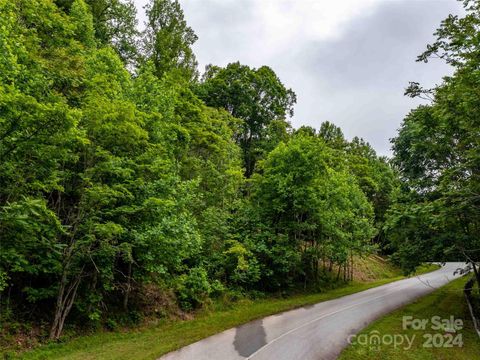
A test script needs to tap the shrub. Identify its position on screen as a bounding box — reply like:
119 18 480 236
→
175 267 212 310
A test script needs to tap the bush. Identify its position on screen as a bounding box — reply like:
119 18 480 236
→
210 279 225 298
175 267 212 310
105 318 118 331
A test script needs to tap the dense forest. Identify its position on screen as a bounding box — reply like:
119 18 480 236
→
0 0 478 344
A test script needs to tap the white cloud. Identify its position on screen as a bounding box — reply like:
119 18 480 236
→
132 0 464 156
256 0 380 41
135 0 380 64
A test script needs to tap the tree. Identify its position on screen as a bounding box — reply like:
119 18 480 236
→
292 124 398 249
318 121 346 150
55 0 140 66
131 60 244 281
346 137 398 247
251 135 375 287
388 0 480 287
0 1 204 339
88 0 139 66
143 0 198 80
197 62 296 177
70 0 96 47
0 0 393 344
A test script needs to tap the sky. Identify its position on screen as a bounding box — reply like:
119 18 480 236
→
133 0 464 156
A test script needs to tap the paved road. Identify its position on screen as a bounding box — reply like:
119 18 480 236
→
159 263 465 360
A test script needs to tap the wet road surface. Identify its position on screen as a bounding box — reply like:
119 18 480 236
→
159 262 464 360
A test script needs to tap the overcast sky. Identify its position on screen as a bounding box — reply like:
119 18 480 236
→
133 0 464 156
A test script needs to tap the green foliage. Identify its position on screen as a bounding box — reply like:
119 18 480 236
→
0 198 65 295
175 267 212 310
250 135 376 288
197 62 296 177
55 0 140 66
87 0 139 66
70 0 96 48
388 1 480 283
346 137 399 248
223 240 261 286
318 121 347 149
0 0 396 344
143 0 198 80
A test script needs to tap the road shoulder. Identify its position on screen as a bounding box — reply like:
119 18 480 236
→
339 275 480 360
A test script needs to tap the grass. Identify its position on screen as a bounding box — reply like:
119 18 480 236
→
339 275 480 360
352 255 401 281
2 260 439 360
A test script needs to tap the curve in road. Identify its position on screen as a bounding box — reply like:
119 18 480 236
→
159 262 465 360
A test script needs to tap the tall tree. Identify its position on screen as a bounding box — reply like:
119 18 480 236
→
251 135 375 287
388 0 480 285
318 121 346 150
88 0 139 66
55 0 140 66
197 62 296 177
143 0 198 80
346 137 398 249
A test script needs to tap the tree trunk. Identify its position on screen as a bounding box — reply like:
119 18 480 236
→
350 253 354 281
471 261 480 293
49 269 82 340
461 248 480 293
123 261 132 311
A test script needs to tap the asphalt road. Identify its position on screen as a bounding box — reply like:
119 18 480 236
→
159 262 465 360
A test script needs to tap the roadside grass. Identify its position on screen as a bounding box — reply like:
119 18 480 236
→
3 261 439 360
339 275 480 360
353 255 400 281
